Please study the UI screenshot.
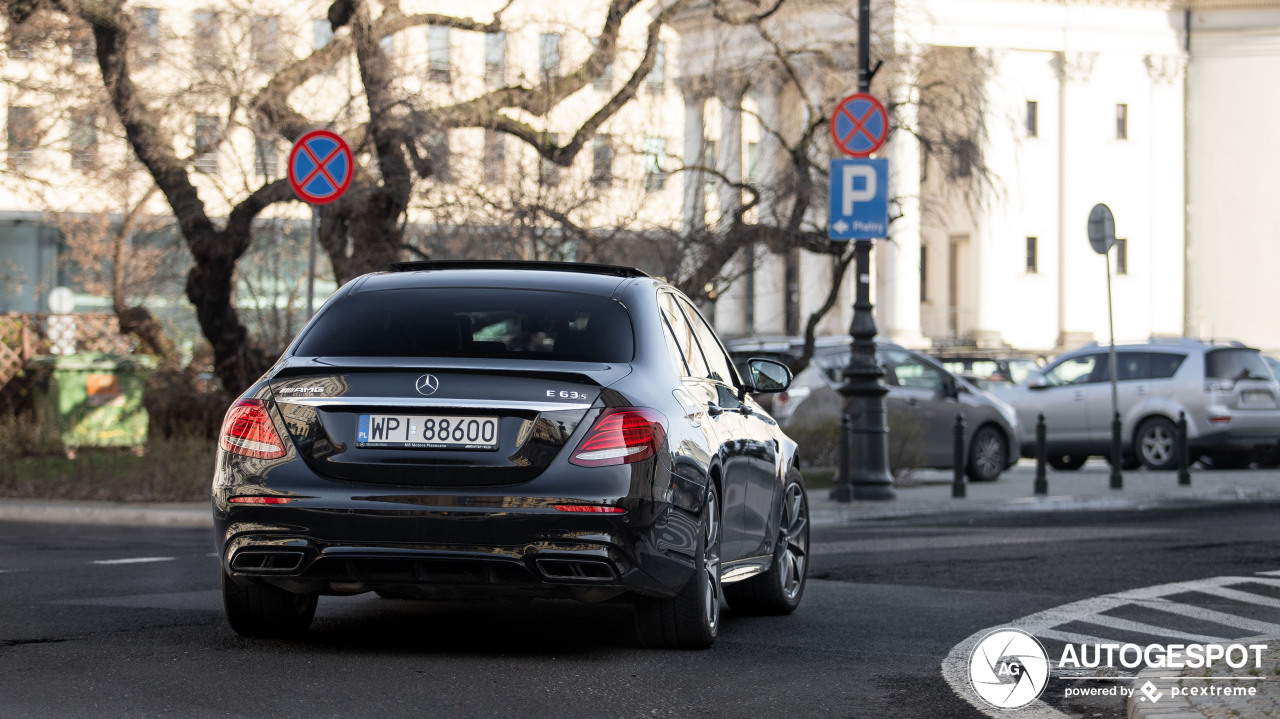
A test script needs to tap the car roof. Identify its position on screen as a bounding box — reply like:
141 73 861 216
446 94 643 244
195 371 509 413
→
346 262 642 297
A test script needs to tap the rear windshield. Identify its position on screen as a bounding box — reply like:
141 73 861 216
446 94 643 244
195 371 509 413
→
1205 348 1270 381
295 288 635 362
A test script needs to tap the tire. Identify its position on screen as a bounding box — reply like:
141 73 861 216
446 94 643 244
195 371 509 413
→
966 425 1007 482
1256 445 1280 469
1203 451 1252 470
634 482 721 649
1048 454 1088 471
221 569 318 638
1106 453 1141 471
724 468 809 615
1135 417 1178 470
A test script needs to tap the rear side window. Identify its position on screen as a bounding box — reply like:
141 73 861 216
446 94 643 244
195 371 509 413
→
295 288 635 362
1205 348 1270 381
1148 353 1185 379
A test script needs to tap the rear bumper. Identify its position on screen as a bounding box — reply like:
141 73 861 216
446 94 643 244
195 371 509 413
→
214 497 699 601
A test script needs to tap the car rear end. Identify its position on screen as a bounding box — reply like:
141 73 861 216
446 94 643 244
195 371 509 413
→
213 271 701 605
1190 346 1280 456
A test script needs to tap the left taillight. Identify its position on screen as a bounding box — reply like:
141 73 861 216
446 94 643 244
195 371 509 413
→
569 408 667 467
219 399 287 459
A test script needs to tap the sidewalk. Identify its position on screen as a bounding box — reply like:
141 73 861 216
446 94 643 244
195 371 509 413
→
0 459 1277 530
808 458 1280 527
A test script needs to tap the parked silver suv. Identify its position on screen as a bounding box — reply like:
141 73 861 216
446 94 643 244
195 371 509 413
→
992 339 1280 470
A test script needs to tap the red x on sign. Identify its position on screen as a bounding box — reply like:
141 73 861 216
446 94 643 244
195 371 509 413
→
830 93 888 158
288 129 353 205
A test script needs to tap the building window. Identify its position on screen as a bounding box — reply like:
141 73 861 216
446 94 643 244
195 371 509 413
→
1116 103 1128 140
746 141 759 182
251 15 282 70
313 19 333 50
136 7 160 65
1025 236 1038 274
380 32 395 58
192 10 220 63
483 130 505 184
590 37 612 91
484 32 505 87
643 136 667 192
194 114 219 175
1114 238 1128 275
426 131 451 182
645 41 666 94
254 136 278 177
428 25 450 82
69 112 97 170
591 134 613 188
6 106 38 167
1026 100 1038 138
539 32 561 82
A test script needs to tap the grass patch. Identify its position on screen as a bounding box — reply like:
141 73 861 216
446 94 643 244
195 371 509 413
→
0 414 213 502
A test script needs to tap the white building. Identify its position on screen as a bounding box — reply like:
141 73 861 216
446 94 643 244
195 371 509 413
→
672 0 1280 354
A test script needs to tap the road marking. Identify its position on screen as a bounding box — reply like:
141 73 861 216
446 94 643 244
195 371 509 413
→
942 571 1280 719
90 557 176 565
812 526 1174 556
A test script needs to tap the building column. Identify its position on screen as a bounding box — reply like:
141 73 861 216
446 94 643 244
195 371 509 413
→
753 71 788 334
678 79 707 235
880 57 927 348
712 79 749 336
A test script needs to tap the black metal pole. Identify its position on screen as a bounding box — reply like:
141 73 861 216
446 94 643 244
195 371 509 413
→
1110 412 1123 490
1177 411 1191 486
952 413 966 499
831 0 895 502
1034 413 1048 495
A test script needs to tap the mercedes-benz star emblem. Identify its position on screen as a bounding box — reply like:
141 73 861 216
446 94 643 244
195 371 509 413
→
414 374 440 396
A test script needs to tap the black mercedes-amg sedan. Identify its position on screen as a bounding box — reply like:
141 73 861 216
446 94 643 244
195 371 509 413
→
213 261 809 648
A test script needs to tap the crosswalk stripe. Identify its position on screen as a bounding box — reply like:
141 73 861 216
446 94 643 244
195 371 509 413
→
1129 597 1280 637
1066 613 1230 644
1195 585 1280 609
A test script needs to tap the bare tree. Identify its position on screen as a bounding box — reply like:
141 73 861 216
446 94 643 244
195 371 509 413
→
6 0 691 393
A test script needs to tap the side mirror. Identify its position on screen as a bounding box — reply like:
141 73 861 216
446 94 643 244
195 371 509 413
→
743 357 792 395
1027 375 1048 390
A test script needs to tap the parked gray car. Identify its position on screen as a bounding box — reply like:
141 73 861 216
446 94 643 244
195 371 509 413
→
730 339 1020 482
992 338 1280 470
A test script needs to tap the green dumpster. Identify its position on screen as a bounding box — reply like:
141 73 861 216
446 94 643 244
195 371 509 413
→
28 353 156 452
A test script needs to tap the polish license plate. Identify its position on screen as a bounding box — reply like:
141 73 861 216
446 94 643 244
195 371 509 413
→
1242 391 1272 405
357 414 499 450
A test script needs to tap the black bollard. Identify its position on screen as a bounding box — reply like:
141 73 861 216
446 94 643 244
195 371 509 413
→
831 414 853 500
952 413 966 499
1034 413 1048 495
1110 411 1123 490
1177 411 1191 486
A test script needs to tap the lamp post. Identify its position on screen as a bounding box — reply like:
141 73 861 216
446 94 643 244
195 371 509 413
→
830 0 896 501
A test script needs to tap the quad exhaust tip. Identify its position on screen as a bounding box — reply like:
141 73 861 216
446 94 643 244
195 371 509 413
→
535 558 617 582
230 550 305 573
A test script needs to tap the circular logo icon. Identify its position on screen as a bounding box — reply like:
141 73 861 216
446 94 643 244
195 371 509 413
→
969 629 1049 709
414 374 440 396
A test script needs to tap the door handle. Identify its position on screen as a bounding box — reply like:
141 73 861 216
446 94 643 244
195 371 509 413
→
907 398 921 408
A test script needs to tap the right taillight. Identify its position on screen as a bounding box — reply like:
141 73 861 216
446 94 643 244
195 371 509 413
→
569 408 667 467
219 399 287 459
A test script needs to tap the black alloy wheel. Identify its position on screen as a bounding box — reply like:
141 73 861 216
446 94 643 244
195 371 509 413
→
724 468 809 615
635 482 721 649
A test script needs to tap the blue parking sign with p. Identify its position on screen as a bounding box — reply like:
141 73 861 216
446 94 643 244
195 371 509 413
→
829 158 888 240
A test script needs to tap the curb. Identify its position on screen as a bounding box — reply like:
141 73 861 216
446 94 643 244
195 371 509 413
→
1126 667 1199 719
0 500 212 528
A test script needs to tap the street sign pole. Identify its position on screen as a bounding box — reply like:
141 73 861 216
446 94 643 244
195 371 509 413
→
831 0 895 502
307 205 319 319
1088 203 1122 490
288 129 353 320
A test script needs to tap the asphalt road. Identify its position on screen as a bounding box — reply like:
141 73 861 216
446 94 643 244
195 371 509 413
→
1 502 1277 719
